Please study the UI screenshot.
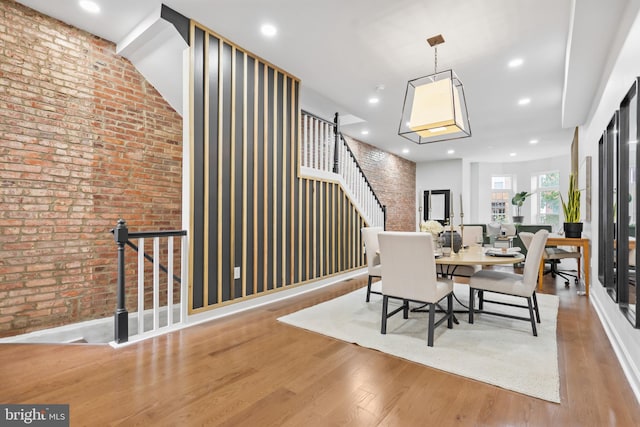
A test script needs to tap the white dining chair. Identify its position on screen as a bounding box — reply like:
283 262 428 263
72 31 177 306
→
378 231 454 347
459 226 484 247
469 229 549 336
361 226 383 302
437 226 484 282
520 231 581 287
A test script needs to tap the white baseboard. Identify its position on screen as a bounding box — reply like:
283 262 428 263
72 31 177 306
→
112 268 368 347
0 269 367 346
591 292 640 405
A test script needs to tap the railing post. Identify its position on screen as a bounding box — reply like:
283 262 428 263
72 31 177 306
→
333 112 340 174
113 218 129 343
383 205 387 230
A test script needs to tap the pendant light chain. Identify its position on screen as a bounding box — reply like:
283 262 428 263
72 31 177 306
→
434 46 438 74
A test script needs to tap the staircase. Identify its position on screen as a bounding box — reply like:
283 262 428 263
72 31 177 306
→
300 111 385 228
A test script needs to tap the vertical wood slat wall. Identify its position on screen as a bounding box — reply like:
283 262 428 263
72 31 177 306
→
189 22 366 313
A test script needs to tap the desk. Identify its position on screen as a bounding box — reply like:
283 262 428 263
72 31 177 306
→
538 236 590 296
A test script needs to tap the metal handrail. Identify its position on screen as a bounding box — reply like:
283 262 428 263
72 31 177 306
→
338 133 384 211
300 110 385 213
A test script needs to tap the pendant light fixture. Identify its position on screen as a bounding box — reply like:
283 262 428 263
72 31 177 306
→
398 35 471 144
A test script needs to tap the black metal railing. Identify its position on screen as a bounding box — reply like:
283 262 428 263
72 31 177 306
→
339 134 385 213
111 219 187 343
302 110 386 228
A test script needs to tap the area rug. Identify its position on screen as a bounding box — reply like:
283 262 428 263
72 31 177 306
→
278 282 560 403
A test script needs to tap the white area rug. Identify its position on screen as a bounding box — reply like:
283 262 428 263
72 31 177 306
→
278 283 560 403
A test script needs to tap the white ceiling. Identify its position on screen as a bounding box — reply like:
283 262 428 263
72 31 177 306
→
15 0 631 163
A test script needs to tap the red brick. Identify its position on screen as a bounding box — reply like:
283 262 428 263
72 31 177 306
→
25 293 56 302
343 135 416 231
0 1 410 338
0 1 182 337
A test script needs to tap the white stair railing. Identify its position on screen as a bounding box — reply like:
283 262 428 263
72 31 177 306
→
300 111 385 228
112 220 188 344
302 111 335 173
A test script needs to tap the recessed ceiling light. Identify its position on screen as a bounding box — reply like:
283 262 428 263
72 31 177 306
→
508 58 524 68
529 139 539 144
518 98 531 106
402 148 410 154
261 24 277 37
361 130 369 135
368 97 379 104
447 149 455 155
510 152 517 157
79 0 100 14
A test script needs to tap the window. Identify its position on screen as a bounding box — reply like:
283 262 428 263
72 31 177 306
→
531 171 560 228
491 176 513 221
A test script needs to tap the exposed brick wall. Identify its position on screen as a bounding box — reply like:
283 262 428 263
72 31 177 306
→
0 1 183 337
343 135 416 231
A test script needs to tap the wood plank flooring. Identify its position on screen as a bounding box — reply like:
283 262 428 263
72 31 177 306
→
1 270 639 426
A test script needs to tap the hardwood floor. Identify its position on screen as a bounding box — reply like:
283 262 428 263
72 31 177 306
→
1 269 639 426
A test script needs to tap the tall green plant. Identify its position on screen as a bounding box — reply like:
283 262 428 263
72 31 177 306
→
561 173 581 223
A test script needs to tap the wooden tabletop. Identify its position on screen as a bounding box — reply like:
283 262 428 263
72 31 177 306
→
436 246 524 266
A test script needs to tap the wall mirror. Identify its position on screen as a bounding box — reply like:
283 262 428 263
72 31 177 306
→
599 77 640 328
601 111 619 303
422 189 450 225
598 134 605 287
619 78 639 327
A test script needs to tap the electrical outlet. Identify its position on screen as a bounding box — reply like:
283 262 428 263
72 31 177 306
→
234 267 240 279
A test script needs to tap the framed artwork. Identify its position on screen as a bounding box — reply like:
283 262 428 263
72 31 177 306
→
579 156 592 222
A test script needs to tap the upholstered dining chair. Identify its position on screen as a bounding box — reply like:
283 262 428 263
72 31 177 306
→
469 229 549 336
519 231 581 287
378 231 454 347
459 225 484 247
436 226 484 282
361 226 383 302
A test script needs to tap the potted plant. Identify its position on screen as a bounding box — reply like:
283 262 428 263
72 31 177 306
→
511 191 531 224
561 173 582 238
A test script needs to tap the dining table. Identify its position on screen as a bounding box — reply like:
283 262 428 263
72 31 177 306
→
376 245 524 322
421 246 525 322
436 245 525 269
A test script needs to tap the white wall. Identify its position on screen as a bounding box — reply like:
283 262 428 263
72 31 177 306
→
414 1 640 405
416 159 463 229
417 156 570 227
473 156 571 226
579 3 640 402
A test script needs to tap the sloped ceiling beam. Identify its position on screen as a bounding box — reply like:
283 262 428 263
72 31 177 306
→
116 5 189 115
